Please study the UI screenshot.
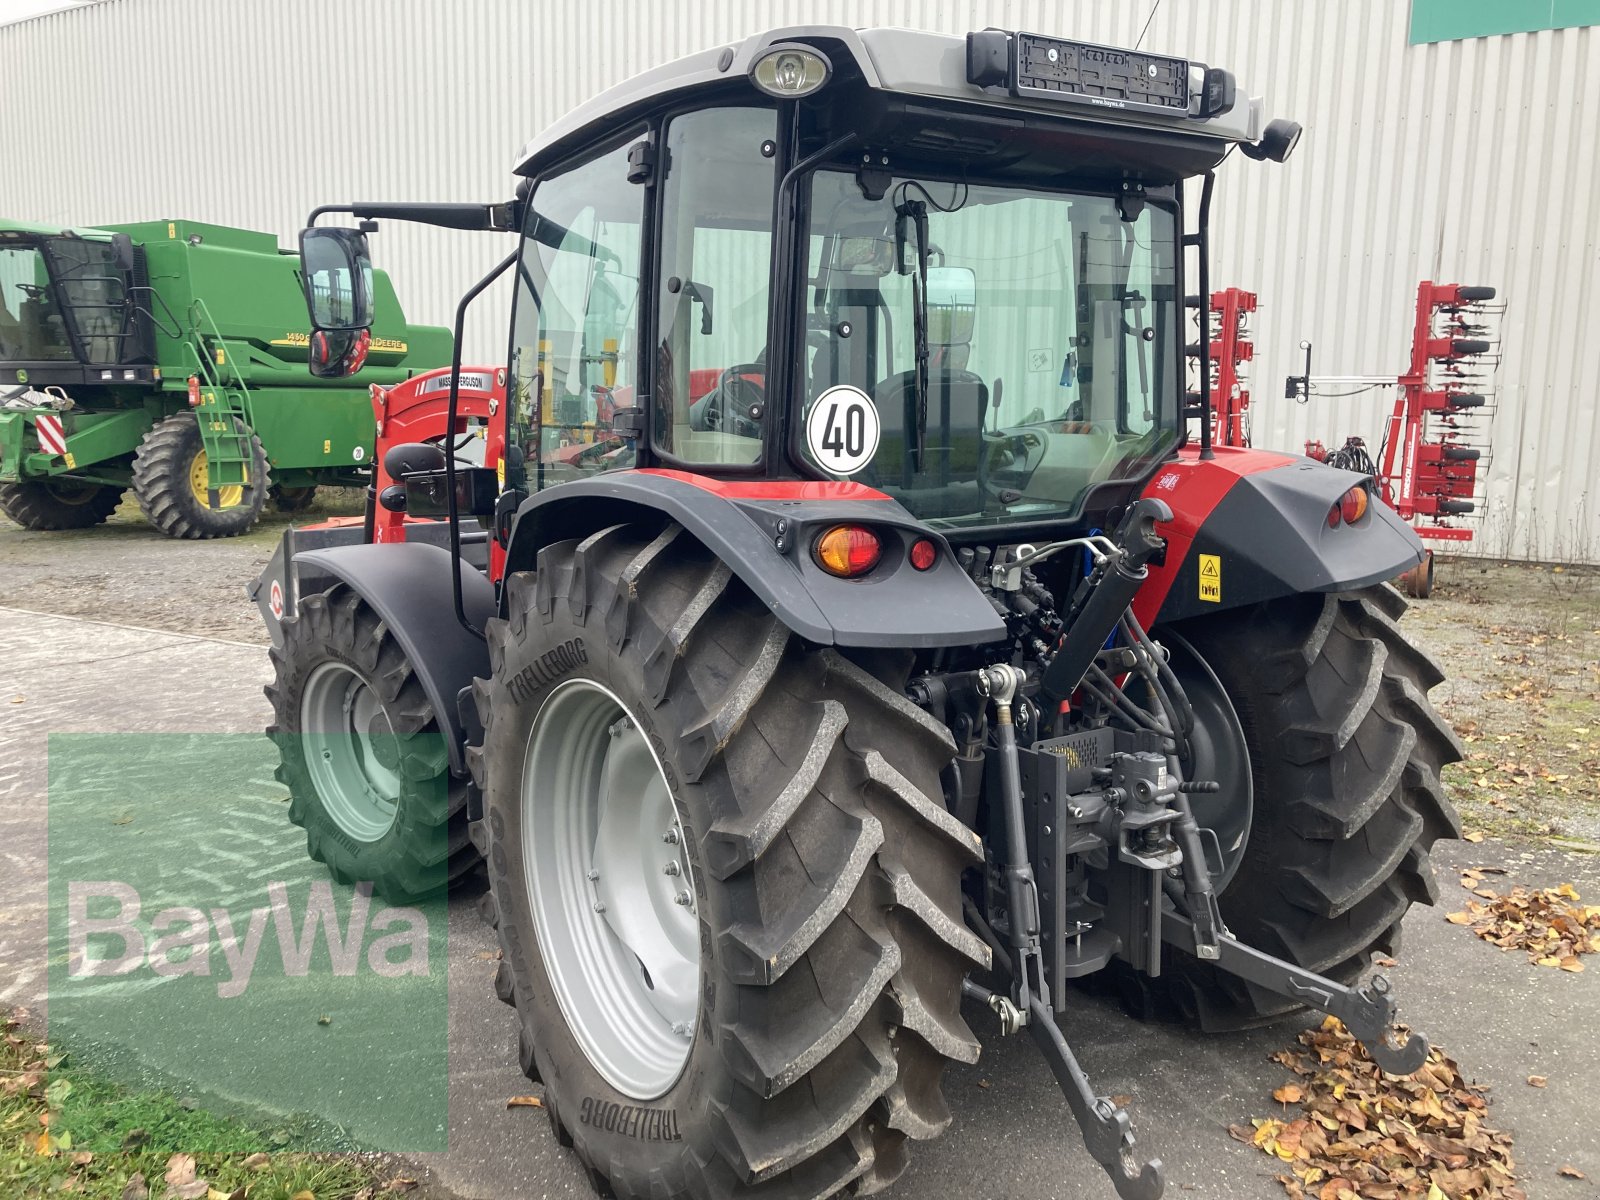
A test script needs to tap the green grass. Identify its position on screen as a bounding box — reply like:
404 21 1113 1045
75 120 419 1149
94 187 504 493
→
2 1014 393 1200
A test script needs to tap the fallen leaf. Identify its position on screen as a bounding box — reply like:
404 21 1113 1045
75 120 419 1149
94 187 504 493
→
165 1153 197 1187
291 1192 315 1200
1273 1084 1304 1105
384 1181 419 1193
171 1184 210 1200
1528 1075 1547 1087
120 1174 148 1200
1463 830 1487 843
242 1152 271 1169
1558 1164 1585 1178
506 1095 545 1108
35 1130 53 1156
317 1014 332 1025
71 1151 93 1166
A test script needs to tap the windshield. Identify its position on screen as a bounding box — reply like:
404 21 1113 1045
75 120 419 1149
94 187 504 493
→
802 171 1180 527
0 243 74 361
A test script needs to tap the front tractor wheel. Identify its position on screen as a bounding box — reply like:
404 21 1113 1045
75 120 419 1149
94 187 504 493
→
131 413 268 539
1155 584 1462 1029
473 523 988 1200
266 584 476 902
0 480 124 530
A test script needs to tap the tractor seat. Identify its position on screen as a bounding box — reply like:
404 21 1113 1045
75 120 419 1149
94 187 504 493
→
867 368 988 519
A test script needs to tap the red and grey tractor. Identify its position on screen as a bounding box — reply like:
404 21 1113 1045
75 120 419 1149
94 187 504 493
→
258 25 1459 1200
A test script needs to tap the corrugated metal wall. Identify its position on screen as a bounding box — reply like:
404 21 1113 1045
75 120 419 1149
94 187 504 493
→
4 0 1596 560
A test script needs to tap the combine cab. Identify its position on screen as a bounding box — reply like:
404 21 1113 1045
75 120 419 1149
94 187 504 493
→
261 26 1459 1199
0 219 449 537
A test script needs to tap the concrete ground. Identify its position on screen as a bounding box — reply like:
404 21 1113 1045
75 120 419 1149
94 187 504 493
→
2 584 1597 1197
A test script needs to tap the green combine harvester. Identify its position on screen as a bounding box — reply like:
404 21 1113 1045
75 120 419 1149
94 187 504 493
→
0 219 450 537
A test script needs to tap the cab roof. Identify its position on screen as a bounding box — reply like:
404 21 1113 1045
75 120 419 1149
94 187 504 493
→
513 25 1267 178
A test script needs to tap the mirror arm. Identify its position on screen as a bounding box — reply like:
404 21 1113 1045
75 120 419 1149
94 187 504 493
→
306 202 519 233
445 249 520 642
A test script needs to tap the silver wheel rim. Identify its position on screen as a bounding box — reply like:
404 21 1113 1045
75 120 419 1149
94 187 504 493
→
300 661 402 842
523 678 699 1100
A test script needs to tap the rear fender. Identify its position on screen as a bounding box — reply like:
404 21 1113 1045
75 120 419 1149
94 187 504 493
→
503 469 1006 649
259 540 493 775
1134 447 1425 626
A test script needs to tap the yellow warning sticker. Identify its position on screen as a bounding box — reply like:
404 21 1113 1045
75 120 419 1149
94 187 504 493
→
323 439 332 454
1198 554 1221 603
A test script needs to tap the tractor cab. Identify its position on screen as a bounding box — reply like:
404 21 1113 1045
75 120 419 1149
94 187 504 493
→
0 223 153 388
299 26 1300 542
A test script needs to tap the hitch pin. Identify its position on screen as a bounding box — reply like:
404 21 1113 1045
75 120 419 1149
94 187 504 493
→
962 978 1027 1035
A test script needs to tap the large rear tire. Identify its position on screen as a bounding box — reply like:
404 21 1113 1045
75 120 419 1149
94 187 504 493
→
0 480 123 530
1154 584 1462 1028
132 413 268 539
266 584 476 902
472 523 988 1200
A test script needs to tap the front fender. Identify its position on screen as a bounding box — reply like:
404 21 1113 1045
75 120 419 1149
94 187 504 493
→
503 469 1006 649
1135 448 1425 625
289 542 494 775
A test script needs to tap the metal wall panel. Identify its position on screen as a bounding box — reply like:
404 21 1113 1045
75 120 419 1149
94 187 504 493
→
4 0 1596 560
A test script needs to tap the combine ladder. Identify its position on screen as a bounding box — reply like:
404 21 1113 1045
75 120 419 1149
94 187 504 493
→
180 299 258 509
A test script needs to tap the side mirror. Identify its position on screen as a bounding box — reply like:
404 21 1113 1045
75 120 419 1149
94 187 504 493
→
308 328 370 379
298 227 375 332
926 266 977 345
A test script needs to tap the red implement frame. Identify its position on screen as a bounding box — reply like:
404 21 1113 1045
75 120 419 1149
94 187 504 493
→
1375 282 1493 545
1207 288 1255 448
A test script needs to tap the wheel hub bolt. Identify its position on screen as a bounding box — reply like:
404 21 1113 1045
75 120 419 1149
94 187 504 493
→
674 891 692 907
663 828 680 846
671 1021 692 1038
587 869 600 881
593 901 607 914
608 717 631 738
663 862 680 877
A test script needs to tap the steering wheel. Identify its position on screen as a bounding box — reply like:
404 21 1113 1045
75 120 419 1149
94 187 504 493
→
698 364 766 437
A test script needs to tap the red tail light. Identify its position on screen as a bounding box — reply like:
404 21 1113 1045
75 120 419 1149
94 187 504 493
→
814 525 882 577
909 538 938 571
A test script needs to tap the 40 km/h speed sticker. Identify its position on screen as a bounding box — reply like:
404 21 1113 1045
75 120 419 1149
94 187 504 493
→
806 385 880 476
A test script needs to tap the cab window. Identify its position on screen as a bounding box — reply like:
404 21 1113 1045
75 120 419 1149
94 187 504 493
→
652 106 777 466
507 140 644 492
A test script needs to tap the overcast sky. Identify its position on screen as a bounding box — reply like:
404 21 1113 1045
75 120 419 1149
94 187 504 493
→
0 0 92 26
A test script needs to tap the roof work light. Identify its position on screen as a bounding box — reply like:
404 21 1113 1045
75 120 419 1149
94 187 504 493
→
750 45 832 98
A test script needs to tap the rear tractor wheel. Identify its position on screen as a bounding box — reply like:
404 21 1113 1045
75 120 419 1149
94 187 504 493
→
266 584 476 901
473 523 988 1200
1149 584 1461 1028
132 413 268 538
0 480 123 530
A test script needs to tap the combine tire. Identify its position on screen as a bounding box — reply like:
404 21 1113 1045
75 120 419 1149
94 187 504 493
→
271 484 319 513
131 413 268 538
0 481 123 530
266 584 475 901
1154 584 1461 1029
472 523 987 1199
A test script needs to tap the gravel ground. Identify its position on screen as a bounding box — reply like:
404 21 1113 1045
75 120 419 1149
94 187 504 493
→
1401 557 1600 845
0 489 365 643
